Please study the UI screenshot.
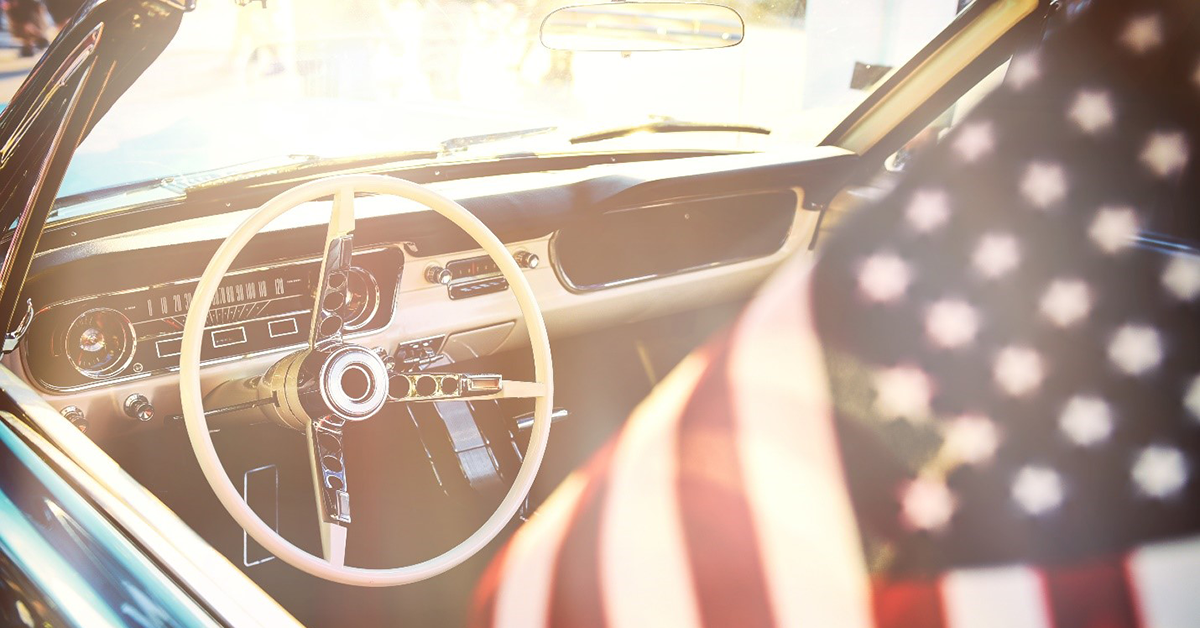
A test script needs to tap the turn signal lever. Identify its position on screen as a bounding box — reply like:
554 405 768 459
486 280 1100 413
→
511 407 569 433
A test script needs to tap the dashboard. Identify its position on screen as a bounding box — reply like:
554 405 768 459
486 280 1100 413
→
24 248 403 391
8 147 855 441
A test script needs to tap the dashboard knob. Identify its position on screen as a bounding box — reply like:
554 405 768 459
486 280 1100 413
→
123 394 155 422
424 265 453 285
60 405 89 433
373 347 396 373
514 250 540 269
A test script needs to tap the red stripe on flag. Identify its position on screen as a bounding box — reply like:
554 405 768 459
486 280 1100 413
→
675 335 778 628
872 577 945 628
547 442 619 628
469 537 513 628
471 443 617 628
1043 558 1139 628
1120 556 1147 628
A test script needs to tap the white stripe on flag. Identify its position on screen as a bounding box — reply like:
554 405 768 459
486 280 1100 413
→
600 353 709 628
493 472 588 628
1127 534 1200 628
941 565 1051 628
727 258 873 628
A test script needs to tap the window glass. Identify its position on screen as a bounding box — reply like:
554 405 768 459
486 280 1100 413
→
60 0 964 207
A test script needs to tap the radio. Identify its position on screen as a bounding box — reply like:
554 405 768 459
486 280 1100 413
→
424 251 539 299
447 256 500 280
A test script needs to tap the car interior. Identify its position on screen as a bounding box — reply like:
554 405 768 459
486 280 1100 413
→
0 0 1104 625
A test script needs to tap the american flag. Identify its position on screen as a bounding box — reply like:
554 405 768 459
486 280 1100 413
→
472 0 1200 625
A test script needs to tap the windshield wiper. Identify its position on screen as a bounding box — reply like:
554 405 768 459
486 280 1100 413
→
569 118 770 145
189 128 562 191
179 128 559 191
438 126 558 154
182 150 440 192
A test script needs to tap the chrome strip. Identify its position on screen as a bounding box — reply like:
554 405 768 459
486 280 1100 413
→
242 464 278 568
0 366 302 626
1132 234 1200 256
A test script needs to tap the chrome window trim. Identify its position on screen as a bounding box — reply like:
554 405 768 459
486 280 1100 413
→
0 367 302 627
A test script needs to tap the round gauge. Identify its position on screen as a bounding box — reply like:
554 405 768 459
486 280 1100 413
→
64 307 135 379
343 267 380 331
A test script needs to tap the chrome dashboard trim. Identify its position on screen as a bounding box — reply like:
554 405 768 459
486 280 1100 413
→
210 326 247 349
241 464 278 568
64 306 138 379
22 244 403 393
267 317 299 338
341 266 381 331
548 191 797 294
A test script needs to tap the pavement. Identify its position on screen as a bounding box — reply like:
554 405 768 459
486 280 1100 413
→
0 27 47 106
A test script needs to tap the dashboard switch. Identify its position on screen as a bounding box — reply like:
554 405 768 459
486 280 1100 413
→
514 250 539 269
425 265 453 285
123 394 155 422
373 347 396 373
396 335 447 367
60 405 89 433
448 277 508 300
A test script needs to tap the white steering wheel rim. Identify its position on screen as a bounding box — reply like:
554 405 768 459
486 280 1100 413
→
179 174 553 586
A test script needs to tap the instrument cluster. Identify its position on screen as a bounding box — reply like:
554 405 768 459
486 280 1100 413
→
23 247 403 392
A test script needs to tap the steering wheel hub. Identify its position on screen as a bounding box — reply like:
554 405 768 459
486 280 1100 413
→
319 345 389 421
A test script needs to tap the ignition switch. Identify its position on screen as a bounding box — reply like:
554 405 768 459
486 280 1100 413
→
60 405 89 433
123 394 155 422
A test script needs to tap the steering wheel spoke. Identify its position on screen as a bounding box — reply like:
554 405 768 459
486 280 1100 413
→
323 521 348 568
306 416 351 565
309 187 357 350
386 372 546 403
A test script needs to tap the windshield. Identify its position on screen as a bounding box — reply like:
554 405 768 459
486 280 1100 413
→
59 0 960 205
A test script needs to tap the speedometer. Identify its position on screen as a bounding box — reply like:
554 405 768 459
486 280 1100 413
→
64 307 135 378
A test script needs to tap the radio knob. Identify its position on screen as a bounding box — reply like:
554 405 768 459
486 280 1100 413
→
514 250 540 269
123 394 155 422
60 405 89 433
424 264 453 285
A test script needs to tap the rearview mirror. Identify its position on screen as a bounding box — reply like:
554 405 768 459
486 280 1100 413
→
540 2 745 52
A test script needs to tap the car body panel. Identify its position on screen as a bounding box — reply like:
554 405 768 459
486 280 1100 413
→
0 402 217 627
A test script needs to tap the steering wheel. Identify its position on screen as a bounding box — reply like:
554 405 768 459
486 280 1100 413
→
178 174 553 586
